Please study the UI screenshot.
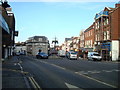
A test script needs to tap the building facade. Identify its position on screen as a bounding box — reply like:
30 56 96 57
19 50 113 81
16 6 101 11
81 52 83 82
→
26 36 49 56
110 2 120 61
14 42 27 55
84 23 95 52
94 2 120 61
79 30 85 50
72 37 80 52
94 8 112 60
0 1 18 60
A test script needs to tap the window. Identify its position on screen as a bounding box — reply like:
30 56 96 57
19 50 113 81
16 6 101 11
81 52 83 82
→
103 18 109 26
97 22 99 28
98 34 100 41
107 31 110 40
91 40 92 47
107 18 109 24
104 32 107 40
96 22 97 29
39 38 42 41
96 35 97 41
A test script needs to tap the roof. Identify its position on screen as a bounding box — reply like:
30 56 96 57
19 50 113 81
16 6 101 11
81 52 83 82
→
105 7 114 11
84 23 94 32
95 10 109 20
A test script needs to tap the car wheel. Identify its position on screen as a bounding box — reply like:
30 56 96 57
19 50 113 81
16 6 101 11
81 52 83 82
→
36 56 38 59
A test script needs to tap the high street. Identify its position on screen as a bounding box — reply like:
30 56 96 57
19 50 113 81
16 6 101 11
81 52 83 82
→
17 55 119 89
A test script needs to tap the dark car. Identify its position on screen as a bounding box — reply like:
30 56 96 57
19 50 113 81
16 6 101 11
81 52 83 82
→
36 52 48 59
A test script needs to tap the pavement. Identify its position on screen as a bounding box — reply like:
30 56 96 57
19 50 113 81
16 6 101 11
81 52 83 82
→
2 56 30 89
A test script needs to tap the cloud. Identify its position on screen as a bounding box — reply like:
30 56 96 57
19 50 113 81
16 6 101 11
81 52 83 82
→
8 0 118 2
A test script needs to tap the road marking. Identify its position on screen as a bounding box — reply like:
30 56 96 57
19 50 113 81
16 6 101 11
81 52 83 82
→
14 63 17 66
18 63 23 71
24 77 31 88
88 70 101 74
2 68 29 74
114 69 120 72
75 72 117 88
65 82 79 88
36 59 66 70
50 64 66 70
28 77 42 90
102 69 120 73
78 71 88 74
102 70 112 73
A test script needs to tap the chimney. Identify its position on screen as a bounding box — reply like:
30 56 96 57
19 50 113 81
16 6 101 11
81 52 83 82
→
115 1 120 8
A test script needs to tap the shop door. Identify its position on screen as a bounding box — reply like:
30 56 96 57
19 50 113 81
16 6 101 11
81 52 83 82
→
101 49 110 61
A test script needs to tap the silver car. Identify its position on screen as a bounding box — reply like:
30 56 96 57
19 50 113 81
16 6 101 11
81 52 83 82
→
66 51 77 60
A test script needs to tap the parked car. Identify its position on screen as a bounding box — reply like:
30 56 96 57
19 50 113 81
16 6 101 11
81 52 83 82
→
87 52 102 61
36 52 48 59
15 52 20 56
58 50 66 57
20 51 26 55
66 51 77 60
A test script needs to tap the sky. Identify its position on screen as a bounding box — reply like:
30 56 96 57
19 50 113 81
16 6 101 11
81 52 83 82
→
9 1 117 45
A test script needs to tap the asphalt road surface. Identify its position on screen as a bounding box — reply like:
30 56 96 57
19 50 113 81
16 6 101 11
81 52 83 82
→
18 55 119 89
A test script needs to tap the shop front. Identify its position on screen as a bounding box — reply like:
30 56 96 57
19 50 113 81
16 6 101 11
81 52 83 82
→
101 42 111 61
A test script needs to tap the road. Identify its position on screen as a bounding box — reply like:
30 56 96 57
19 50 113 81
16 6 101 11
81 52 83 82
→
18 55 119 89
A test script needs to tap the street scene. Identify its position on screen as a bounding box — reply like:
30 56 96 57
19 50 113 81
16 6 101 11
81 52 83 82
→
2 55 120 89
0 0 120 89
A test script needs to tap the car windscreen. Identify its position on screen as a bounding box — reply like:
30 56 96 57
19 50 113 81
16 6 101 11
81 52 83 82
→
93 54 100 56
71 52 77 54
40 52 46 54
38 52 45 54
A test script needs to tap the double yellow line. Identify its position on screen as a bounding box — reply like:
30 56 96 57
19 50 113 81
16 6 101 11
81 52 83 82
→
28 77 42 90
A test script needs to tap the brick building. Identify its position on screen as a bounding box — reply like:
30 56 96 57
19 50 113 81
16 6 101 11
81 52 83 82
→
60 38 72 52
72 37 80 52
94 2 120 61
110 2 120 61
84 23 95 52
79 30 85 51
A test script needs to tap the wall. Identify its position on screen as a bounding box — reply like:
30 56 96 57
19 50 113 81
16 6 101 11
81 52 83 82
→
112 40 119 61
14 46 27 53
0 27 2 60
84 24 95 50
111 7 119 40
111 4 120 61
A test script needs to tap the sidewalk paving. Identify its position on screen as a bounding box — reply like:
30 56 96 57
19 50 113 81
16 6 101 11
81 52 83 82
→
2 56 28 89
